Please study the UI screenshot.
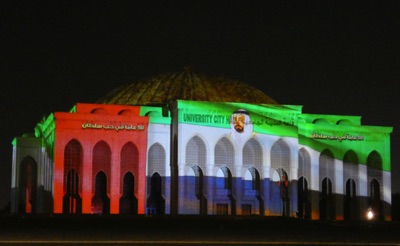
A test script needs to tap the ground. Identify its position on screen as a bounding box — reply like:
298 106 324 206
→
0 214 399 245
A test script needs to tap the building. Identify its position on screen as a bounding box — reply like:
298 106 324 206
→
10 69 393 220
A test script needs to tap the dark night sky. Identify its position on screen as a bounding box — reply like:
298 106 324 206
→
1 1 399 210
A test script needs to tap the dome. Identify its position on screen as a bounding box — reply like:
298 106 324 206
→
96 68 278 105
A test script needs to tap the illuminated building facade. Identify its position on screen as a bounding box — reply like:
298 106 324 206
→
10 70 393 220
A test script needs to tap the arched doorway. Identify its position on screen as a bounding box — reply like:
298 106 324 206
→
147 173 165 215
119 172 138 214
63 139 83 214
63 169 82 214
214 137 236 215
367 151 384 221
193 166 207 215
91 171 110 214
344 178 358 220
19 157 37 214
298 177 311 219
244 167 264 215
369 179 383 220
320 177 335 220
216 167 235 215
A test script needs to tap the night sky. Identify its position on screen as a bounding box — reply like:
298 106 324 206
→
1 1 399 210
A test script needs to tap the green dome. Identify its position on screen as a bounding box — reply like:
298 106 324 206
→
96 69 278 105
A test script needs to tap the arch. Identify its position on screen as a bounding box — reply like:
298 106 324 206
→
344 178 359 220
120 142 139 188
147 172 165 215
63 169 82 214
319 149 335 192
148 143 166 176
186 136 207 171
63 139 83 214
64 139 83 174
367 151 383 220
249 167 264 215
91 171 110 214
92 141 111 194
367 151 383 184
297 177 311 219
298 148 311 181
244 167 261 192
214 137 235 171
90 108 108 114
243 138 263 170
337 119 353 125
118 109 135 115
216 167 233 191
214 137 234 194
184 165 207 214
343 150 359 221
369 179 383 220
271 139 291 178
343 150 359 187
192 166 207 215
367 150 383 170
343 150 358 165
119 172 138 214
320 177 335 220
145 111 162 117
19 156 37 214
216 166 235 215
312 118 330 125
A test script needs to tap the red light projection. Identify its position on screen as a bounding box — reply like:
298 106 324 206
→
53 103 149 214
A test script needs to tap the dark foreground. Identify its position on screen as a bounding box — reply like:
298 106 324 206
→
0 214 399 245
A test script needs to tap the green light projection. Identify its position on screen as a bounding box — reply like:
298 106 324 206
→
176 100 301 138
169 100 392 172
